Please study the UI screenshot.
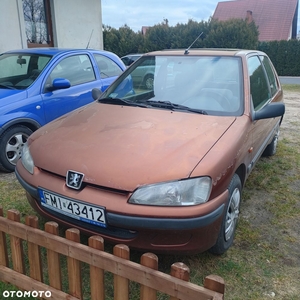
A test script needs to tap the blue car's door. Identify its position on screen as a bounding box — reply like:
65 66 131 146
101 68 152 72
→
41 53 102 123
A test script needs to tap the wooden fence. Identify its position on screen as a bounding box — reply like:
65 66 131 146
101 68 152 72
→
0 207 225 300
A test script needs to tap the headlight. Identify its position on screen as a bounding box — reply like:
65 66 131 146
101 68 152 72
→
128 177 212 206
21 143 34 174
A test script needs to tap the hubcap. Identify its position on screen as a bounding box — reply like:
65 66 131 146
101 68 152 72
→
273 129 280 150
225 187 241 241
145 77 154 89
5 133 29 166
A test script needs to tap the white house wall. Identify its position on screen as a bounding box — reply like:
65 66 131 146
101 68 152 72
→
51 0 103 49
0 0 27 52
0 0 103 53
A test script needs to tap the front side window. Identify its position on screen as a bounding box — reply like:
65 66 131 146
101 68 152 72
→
48 55 96 86
248 56 270 110
103 55 243 116
94 54 123 79
260 55 279 97
0 53 51 89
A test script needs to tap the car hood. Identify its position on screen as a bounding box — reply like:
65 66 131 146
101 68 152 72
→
0 88 26 104
0 88 24 102
29 103 236 191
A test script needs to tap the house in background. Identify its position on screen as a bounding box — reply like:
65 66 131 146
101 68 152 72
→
213 0 299 41
0 0 103 53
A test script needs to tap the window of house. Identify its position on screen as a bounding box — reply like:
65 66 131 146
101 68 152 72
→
94 54 123 78
23 0 53 47
248 56 270 111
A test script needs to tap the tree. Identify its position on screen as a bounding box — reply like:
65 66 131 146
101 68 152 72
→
143 19 174 52
204 18 259 49
103 25 144 57
103 18 259 56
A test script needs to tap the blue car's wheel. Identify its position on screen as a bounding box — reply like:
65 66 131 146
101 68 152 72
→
0 125 33 172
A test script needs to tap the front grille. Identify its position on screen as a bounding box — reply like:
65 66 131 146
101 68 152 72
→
39 168 130 196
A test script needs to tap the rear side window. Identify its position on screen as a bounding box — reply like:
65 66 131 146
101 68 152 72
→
248 56 270 111
94 54 123 78
260 55 279 97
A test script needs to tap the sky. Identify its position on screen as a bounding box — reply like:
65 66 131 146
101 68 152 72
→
101 0 300 34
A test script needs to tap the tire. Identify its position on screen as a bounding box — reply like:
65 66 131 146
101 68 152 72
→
263 127 279 157
0 125 33 172
209 174 242 255
144 74 154 89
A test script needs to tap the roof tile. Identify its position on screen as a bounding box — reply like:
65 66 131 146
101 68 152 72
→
213 0 299 41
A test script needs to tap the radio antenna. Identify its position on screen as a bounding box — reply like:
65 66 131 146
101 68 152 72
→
184 32 203 54
86 29 94 49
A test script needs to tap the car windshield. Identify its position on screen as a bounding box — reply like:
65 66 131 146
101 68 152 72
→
104 55 244 116
0 53 52 90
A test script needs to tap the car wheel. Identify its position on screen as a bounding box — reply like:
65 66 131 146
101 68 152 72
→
209 174 242 255
263 127 279 157
144 74 154 89
0 125 33 172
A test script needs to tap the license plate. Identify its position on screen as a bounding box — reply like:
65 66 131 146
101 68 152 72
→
38 188 106 228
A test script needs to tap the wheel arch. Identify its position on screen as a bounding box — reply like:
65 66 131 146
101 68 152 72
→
234 163 247 188
0 118 41 136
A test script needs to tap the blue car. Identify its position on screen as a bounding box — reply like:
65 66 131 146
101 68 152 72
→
0 48 125 172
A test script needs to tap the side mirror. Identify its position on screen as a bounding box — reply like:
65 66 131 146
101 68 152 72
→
92 88 103 101
47 78 71 91
253 102 285 121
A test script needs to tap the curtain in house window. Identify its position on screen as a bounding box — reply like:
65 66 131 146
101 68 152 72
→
22 0 52 46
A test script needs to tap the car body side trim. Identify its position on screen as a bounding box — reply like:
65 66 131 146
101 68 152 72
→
247 119 281 174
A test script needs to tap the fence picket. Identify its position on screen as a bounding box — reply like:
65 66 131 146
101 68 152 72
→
7 209 25 274
204 274 225 297
66 228 82 299
45 221 62 290
26 215 43 282
0 207 8 267
88 235 105 300
113 244 130 300
140 252 158 300
170 262 190 300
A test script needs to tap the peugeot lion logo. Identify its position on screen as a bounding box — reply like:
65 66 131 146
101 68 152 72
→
66 170 84 190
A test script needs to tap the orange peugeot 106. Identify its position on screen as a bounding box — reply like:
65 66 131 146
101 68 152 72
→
15 49 285 254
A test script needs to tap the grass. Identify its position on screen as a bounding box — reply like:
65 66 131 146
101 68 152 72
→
0 85 300 299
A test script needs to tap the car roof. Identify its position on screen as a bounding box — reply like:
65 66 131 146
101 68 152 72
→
122 53 143 57
144 48 265 57
3 47 117 57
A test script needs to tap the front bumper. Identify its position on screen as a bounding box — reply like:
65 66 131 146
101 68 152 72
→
15 163 228 254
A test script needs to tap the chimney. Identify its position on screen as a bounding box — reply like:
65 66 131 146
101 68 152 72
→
246 10 253 24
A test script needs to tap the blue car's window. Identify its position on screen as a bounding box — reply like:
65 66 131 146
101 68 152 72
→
0 53 51 89
94 54 123 78
48 54 96 86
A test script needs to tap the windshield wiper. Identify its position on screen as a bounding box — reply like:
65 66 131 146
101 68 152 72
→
98 97 148 108
144 100 207 115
